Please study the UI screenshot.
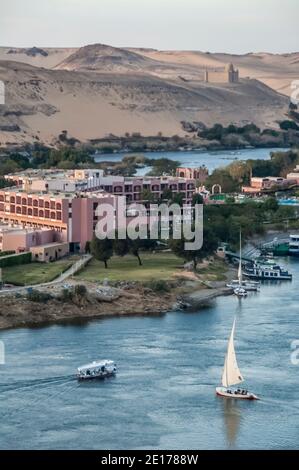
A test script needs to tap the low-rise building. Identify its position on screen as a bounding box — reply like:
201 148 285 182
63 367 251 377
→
0 226 55 252
0 189 117 252
30 242 69 262
176 167 208 184
4 169 196 203
242 176 297 194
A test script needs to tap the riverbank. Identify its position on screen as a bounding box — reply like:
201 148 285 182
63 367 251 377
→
0 275 234 331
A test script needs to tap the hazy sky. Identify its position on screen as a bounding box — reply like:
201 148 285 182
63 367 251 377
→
1 0 298 53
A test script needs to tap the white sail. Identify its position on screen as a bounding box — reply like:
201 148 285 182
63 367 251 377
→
222 318 244 388
238 230 242 284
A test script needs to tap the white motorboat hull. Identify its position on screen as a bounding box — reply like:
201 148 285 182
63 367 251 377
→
234 288 247 297
226 281 259 291
216 387 259 400
77 359 117 381
77 370 116 381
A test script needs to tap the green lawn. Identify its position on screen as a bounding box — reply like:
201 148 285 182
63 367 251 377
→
2 258 76 286
198 258 228 281
75 252 183 282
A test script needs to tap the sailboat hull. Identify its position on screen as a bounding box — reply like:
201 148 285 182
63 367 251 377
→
216 387 259 400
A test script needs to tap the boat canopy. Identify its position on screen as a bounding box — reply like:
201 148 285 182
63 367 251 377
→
77 360 115 372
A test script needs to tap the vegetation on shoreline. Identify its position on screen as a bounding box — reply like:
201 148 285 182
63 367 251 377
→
205 148 299 193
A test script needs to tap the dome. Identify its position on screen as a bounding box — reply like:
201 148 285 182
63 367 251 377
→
225 63 234 72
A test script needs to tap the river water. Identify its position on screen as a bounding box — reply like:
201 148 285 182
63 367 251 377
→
0 256 298 450
94 147 287 175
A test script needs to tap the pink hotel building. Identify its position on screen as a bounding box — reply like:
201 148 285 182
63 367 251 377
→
0 190 117 252
0 172 196 252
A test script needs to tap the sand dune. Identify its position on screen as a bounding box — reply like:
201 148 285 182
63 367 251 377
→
0 43 296 147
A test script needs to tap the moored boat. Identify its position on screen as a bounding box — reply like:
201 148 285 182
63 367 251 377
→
77 360 117 380
233 286 247 297
244 261 292 281
216 318 259 400
231 230 252 297
226 279 260 291
289 234 299 257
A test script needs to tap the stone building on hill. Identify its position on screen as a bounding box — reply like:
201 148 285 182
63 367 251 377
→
204 63 239 84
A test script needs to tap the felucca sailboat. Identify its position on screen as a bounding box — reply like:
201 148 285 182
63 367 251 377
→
216 318 259 400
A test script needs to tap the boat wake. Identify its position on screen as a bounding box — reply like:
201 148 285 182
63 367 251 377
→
0 375 74 393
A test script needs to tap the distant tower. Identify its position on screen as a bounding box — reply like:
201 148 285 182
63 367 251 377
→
226 63 239 83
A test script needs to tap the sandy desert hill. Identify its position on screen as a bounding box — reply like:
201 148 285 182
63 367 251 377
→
0 43 297 147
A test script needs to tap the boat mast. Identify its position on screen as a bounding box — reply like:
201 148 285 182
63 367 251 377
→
238 229 242 286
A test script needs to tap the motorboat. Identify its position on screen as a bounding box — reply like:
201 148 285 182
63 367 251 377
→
77 360 116 380
216 318 259 400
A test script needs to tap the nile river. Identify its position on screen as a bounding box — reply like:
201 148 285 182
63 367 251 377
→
94 147 287 174
0 256 298 449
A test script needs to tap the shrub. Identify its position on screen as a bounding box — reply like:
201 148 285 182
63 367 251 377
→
60 288 73 302
60 285 87 302
146 279 170 293
0 252 31 268
27 289 52 303
0 250 15 258
74 284 87 297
